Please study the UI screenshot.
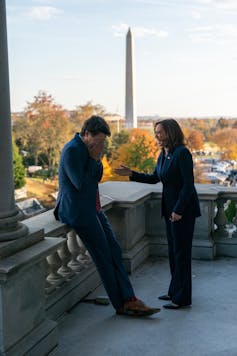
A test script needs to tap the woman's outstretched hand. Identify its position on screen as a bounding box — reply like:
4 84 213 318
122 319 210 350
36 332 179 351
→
114 165 132 177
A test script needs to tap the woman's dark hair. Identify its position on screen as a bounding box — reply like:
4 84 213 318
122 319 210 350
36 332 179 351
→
81 115 111 137
154 119 185 150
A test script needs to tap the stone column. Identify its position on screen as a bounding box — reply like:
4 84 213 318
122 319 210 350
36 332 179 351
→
125 27 137 129
0 0 28 241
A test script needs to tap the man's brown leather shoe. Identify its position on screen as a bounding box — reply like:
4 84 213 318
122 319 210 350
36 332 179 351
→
117 299 161 316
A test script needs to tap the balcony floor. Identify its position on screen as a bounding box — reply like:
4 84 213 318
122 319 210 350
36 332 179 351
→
53 257 237 356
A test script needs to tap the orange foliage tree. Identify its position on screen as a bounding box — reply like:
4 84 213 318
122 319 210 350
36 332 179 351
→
110 128 158 181
210 128 237 159
101 156 114 182
71 101 107 131
183 128 204 152
13 91 74 169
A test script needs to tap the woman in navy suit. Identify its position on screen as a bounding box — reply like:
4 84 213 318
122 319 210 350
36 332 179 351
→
115 119 201 309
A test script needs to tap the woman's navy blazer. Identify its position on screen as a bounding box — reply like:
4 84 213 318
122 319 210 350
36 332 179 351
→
130 145 201 218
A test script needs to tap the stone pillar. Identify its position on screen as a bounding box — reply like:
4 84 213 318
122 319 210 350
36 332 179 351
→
125 27 137 129
0 4 63 355
0 0 28 241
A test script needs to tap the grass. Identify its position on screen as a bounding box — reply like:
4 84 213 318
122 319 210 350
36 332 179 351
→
26 177 58 209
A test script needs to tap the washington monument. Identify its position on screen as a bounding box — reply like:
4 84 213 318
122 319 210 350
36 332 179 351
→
125 28 137 128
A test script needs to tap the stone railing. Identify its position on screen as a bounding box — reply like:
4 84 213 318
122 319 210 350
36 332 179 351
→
99 181 237 263
18 181 237 340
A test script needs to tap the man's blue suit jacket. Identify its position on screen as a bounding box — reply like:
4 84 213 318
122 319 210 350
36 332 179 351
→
130 145 201 219
54 133 103 228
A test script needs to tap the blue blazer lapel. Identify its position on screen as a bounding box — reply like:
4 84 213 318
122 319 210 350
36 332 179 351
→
157 150 164 179
162 149 174 175
164 150 173 169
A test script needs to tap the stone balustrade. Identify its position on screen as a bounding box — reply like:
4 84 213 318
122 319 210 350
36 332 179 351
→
14 181 237 354
24 211 100 321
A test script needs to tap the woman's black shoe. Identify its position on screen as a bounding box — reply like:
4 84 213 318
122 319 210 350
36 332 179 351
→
158 295 171 301
163 303 181 309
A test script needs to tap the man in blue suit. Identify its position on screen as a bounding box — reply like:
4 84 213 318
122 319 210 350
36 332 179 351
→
115 119 201 309
54 116 160 316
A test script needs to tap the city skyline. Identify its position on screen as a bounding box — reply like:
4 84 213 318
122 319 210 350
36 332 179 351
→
6 0 237 118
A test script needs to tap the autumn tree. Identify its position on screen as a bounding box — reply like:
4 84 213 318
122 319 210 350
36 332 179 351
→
13 91 74 170
101 156 114 182
183 128 204 152
216 118 231 129
71 101 107 131
221 144 237 160
178 118 219 140
210 128 237 159
231 120 237 129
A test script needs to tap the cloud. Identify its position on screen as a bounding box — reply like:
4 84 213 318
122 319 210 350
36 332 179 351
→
197 0 237 9
61 75 82 81
32 0 56 3
191 11 202 20
178 55 214 64
187 24 237 43
133 26 168 38
112 23 168 38
112 23 128 37
24 6 62 21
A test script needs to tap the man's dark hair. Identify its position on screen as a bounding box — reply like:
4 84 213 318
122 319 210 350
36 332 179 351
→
81 115 111 137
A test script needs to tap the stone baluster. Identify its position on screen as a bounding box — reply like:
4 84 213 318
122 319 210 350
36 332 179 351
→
67 229 85 272
213 197 229 238
44 259 56 294
57 237 75 279
76 234 92 266
47 251 65 287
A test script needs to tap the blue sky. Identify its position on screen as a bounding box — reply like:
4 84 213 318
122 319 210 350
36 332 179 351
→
6 0 237 117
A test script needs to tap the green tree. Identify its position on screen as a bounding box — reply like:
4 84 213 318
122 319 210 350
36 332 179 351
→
112 130 129 149
225 200 237 224
106 130 129 161
13 140 26 189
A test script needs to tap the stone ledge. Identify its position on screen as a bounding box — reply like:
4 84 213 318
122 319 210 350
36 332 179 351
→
216 237 237 257
0 228 44 260
0 237 64 280
4 319 58 356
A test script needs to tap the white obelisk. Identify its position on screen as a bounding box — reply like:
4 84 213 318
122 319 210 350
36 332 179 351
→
125 27 137 128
